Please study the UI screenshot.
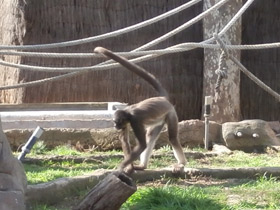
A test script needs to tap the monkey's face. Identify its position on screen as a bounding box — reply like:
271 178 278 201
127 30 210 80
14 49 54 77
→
113 110 130 130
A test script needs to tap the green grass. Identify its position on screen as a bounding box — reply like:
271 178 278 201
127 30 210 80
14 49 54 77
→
24 158 120 184
121 176 280 210
122 186 224 210
24 142 122 184
23 145 280 185
31 205 59 210
225 176 280 209
187 150 280 168
24 145 280 210
24 161 95 184
30 142 84 156
32 177 280 210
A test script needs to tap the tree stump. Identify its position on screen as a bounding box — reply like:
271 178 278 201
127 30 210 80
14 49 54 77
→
74 172 137 210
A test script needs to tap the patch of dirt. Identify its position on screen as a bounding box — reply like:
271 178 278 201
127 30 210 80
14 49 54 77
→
137 177 250 188
22 151 217 164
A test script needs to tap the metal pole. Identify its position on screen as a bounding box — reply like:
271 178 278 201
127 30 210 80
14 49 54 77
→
204 96 212 150
18 126 44 161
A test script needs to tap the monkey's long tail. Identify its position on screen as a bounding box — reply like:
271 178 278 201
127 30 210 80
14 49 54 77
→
94 47 168 98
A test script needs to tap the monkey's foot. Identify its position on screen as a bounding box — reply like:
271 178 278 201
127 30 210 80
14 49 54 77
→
132 164 146 171
122 164 134 175
172 163 185 174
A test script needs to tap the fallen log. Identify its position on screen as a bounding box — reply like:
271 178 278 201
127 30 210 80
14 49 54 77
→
73 172 136 210
26 167 280 205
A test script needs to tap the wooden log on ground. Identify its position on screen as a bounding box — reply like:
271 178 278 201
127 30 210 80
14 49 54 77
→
26 167 280 205
74 172 137 210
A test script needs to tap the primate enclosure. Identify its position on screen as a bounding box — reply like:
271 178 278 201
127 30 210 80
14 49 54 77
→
0 0 280 209
0 0 279 121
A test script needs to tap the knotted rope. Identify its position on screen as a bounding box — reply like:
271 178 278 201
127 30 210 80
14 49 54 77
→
214 34 280 103
214 51 228 94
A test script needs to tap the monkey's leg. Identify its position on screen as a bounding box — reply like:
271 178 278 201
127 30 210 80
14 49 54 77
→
120 127 131 157
167 111 186 173
134 123 165 170
119 122 146 171
120 127 134 173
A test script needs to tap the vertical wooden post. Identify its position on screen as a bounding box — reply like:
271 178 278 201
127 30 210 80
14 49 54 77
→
202 0 242 123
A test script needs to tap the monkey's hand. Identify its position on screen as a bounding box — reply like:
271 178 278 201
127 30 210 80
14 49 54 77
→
172 163 185 174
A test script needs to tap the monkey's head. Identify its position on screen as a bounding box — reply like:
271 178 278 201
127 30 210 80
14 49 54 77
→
113 110 131 130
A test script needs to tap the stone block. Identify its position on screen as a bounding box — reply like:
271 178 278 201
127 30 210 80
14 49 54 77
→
0 118 27 210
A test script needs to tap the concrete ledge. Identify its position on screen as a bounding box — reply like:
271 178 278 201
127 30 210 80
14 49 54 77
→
5 128 122 151
2 119 114 130
0 102 108 111
0 102 127 130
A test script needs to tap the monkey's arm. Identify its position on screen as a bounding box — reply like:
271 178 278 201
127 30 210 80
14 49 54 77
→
119 121 146 171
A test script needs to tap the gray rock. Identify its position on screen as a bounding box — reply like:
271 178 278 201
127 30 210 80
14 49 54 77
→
158 119 222 148
0 118 27 210
222 119 280 152
212 144 232 155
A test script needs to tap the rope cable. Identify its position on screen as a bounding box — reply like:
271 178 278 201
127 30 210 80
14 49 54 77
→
2 41 280 59
215 51 228 94
0 55 161 90
133 0 230 51
0 0 229 74
0 0 256 90
81 0 230 78
0 0 202 50
230 55 280 102
214 34 280 102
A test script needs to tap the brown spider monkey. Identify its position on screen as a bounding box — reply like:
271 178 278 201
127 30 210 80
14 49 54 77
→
94 47 186 173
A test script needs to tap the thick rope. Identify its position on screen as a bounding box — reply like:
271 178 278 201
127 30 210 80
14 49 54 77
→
0 0 254 52
230 55 280 103
3 41 280 59
214 51 228 94
0 0 230 73
85 0 230 75
72 0 255 70
0 0 201 50
0 0 230 59
213 33 229 95
214 34 280 103
167 0 255 55
0 0 254 90
132 0 230 51
0 55 155 90
218 0 255 37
